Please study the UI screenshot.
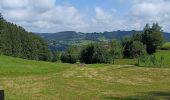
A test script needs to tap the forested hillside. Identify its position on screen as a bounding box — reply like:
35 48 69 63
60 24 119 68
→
0 14 51 61
37 30 170 51
38 31 170 42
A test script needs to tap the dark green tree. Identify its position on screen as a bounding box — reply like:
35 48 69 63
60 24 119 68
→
122 36 146 58
52 50 59 62
60 47 78 64
80 43 112 64
132 32 142 41
0 14 52 61
142 23 164 54
60 52 68 63
80 44 95 64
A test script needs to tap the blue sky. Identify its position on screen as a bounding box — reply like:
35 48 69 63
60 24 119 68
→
0 0 170 32
55 0 131 18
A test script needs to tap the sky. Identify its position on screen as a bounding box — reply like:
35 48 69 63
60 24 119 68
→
0 0 170 33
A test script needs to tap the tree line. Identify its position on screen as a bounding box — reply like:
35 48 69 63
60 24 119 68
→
0 13 164 64
58 23 164 64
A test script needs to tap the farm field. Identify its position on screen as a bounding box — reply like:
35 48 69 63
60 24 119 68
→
0 51 170 100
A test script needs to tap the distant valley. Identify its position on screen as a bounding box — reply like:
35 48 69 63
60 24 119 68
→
37 31 170 51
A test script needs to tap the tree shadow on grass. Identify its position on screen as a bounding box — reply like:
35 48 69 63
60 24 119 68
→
103 91 170 100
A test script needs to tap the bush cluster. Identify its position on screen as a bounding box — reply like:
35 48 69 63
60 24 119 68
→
80 43 112 64
138 55 164 67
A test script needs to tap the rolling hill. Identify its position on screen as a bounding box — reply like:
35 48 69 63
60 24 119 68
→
37 31 170 51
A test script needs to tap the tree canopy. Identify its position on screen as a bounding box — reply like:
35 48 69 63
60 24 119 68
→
80 43 112 64
142 23 164 54
0 13 51 61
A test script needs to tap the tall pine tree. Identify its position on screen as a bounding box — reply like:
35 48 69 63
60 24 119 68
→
0 13 51 61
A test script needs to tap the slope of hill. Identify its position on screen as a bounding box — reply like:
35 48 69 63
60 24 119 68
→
0 15 51 61
40 31 84 41
37 31 170 51
1 53 170 99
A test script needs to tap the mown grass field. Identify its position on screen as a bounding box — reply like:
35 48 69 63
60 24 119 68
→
0 51 170 100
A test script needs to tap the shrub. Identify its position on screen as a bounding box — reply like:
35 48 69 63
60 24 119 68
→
60 47 78 64
51 50 59 62
138 54 164 67
80 43 112 64
131 41 146 58
122 37 146 58
80 44 94 64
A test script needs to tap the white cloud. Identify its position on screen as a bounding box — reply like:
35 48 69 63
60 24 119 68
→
0 0 28 9
0 0 86 32
1 0 170 32
85 7 125 32
126 0 170 31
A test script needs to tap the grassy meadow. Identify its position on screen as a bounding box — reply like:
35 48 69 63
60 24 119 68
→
0 51 170 100
162 42 170 50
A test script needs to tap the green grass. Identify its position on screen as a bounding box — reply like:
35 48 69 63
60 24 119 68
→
114 59 137 65
162 42 170 50
0 55 71 77
155 50 170 67
113 50 170 68
0 51 170 100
